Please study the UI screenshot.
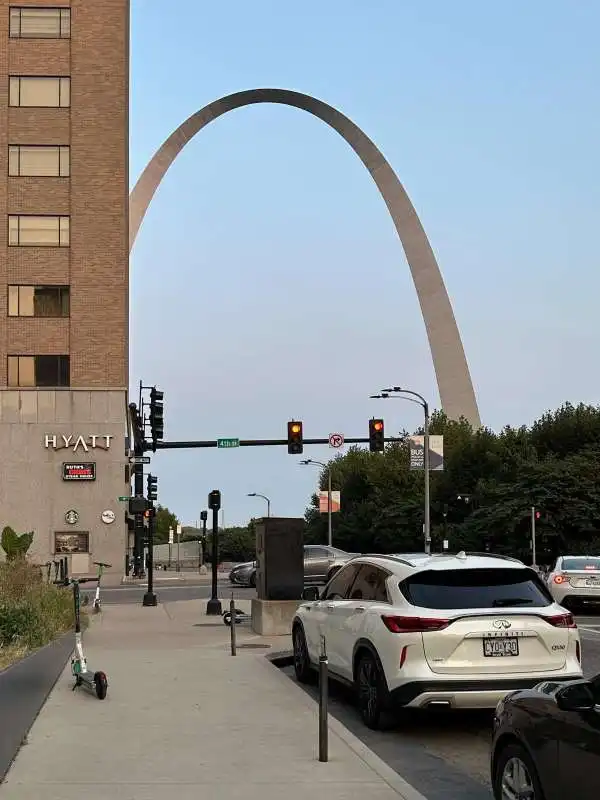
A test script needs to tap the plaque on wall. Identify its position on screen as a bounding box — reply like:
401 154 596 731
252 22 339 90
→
62 462 96 481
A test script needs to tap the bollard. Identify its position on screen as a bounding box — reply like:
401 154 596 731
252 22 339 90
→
230 595 237 656
318 634 328 762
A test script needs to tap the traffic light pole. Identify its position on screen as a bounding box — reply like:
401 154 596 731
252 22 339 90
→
206 491 222 616
142 507 157 606
133 461 145 578
152 436 402 451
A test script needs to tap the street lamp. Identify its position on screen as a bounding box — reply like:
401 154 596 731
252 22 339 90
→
300 459 333 548
247 492 271 518
370 386 431 555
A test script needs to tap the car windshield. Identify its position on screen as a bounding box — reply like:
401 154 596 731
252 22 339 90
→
400 568 552 610
562 557 600 571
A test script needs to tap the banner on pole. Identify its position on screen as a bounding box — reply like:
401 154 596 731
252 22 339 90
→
319 491 341 513
409 435 444 471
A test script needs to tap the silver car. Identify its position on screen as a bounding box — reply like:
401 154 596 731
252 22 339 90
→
229 545 354 588
547 555 600 609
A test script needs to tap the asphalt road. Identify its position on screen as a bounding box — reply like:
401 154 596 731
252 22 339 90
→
83 581 255 605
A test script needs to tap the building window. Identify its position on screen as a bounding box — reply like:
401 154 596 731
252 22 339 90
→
9 7 70 38
9 76 70 108
8 215 69 246
8 285 70 317
7 354 70 387
54 532 89 555
9 145 69 177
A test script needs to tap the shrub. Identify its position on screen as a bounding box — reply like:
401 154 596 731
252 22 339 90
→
1 526 34 561
0 561 75 657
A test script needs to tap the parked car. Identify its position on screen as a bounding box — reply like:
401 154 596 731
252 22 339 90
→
491 673 600 799
546 555 600 610
292 551 583 729
229 545 354 588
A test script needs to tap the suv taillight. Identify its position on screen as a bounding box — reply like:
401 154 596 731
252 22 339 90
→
381 615 450 633
546 613 577 629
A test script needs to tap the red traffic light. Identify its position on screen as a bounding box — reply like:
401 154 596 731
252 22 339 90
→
535 511 541 519
373 421 383 432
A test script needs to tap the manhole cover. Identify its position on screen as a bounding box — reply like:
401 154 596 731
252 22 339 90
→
237 643 271 650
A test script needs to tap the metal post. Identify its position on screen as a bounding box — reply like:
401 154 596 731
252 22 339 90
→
531 506 537 569
176 524 181 573
206 506 222 615
327 469 332 548
423 401 431 555
267 497 271 517
318 635 328 762
230 594 237 656
201 512 207 570
133 461 145 577
143 506 157 606
168 526 172 569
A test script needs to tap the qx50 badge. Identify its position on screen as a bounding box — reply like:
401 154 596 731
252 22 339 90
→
493 619 512 629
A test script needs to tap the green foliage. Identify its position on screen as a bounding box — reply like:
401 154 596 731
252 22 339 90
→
303 403 600 564
206 523 256 563
0 560 74 664
1 526 34 561
153 506 179 544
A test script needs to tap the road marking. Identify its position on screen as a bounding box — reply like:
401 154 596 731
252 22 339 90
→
579 626 600 636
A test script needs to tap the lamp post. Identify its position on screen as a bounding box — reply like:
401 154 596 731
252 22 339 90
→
370 386 431 555
247 492 271 518
300 459 332 547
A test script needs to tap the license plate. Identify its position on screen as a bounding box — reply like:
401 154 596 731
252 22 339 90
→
483 639 519 657
585 579 600 586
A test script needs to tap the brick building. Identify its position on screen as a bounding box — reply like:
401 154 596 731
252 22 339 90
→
0 2 130 577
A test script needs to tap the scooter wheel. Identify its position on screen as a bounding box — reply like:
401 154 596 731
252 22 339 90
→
94 671 108 700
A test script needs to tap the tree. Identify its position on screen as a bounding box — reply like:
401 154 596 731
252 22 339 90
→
153 506 179 544
1 526 34 561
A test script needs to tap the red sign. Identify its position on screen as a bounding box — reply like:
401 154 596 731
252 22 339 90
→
62 462 96 481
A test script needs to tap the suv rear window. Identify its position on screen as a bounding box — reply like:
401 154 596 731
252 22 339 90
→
562 557 600 571
400 568 552 610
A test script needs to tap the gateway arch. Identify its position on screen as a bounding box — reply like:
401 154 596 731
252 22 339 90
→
129 88 481 428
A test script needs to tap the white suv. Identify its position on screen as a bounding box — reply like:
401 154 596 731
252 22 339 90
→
292 552 583 729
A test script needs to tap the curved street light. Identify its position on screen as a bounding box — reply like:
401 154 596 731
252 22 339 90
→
247 492 271 518
300 458 333 548
370 386 431 555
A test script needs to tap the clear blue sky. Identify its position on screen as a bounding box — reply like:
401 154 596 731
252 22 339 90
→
129 0 600 528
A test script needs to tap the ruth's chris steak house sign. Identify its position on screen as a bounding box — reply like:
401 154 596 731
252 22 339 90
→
44 434 113 453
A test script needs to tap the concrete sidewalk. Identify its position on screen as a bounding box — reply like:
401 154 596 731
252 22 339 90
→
0 598 427 799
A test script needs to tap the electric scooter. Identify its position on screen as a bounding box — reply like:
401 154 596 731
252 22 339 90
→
68 577 108 699
92 561 112 613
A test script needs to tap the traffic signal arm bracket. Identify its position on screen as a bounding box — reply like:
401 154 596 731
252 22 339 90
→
154 436 401 450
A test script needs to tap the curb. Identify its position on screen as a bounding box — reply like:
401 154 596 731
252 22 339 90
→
0 632 73 782
262 653 429 800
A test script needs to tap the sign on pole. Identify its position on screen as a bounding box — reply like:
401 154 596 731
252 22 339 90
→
328 433 344 449
319 491 341 513
409 435 444 471
168 527 174 545
129 455 151 464
217 438 240 448
118 495 129 502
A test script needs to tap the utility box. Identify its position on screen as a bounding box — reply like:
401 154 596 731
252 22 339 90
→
255 517 304 601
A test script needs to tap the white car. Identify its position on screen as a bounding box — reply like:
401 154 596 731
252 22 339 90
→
546 555 600 609
292 551 583 729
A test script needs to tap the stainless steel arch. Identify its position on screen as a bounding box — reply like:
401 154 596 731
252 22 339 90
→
129 88 481 427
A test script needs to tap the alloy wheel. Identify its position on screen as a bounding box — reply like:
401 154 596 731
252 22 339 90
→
357 657 380 726
501 756 535 800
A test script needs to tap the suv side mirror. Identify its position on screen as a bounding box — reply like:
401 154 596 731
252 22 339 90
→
556 681 596 712
302 586 320 601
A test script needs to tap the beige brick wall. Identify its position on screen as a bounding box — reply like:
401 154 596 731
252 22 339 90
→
0 0 129 388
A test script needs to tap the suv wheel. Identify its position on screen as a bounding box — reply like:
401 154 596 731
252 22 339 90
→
356 652 387 730
249 571 256 588
493 742 545 800
292 625 313 684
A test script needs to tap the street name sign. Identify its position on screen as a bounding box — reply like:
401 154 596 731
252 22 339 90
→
217 438 240 448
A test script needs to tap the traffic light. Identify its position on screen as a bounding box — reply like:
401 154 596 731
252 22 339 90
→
147 474 158 503
208 490 221 511
129 402 144 449
369 418 385 452
535 510 541 520
149 387 164 450
287 420 303 454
